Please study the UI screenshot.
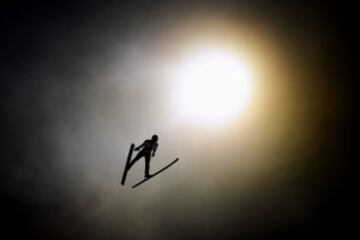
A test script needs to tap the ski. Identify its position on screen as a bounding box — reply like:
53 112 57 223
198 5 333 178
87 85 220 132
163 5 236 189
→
132 158 179 188
121 143 135 185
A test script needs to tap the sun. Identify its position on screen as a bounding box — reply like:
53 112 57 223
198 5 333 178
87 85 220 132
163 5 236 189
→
172 48 252 126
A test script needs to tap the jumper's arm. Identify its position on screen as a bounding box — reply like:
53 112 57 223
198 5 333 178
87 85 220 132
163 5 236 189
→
152 143 158 157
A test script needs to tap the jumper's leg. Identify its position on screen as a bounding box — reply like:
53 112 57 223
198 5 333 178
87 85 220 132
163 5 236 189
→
144 154 151 178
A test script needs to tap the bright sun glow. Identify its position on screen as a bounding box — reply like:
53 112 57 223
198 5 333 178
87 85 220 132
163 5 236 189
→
172 48 252 126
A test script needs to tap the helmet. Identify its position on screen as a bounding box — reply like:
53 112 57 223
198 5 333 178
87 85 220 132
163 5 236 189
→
151 134 159 142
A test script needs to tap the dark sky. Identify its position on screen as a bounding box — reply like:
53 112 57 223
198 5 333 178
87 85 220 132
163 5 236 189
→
1 1 355 240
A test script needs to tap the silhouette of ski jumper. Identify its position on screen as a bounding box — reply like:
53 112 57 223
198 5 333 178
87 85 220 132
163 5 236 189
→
121 135 179 188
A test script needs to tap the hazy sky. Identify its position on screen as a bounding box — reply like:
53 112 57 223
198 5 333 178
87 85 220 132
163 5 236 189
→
1 1 354 240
